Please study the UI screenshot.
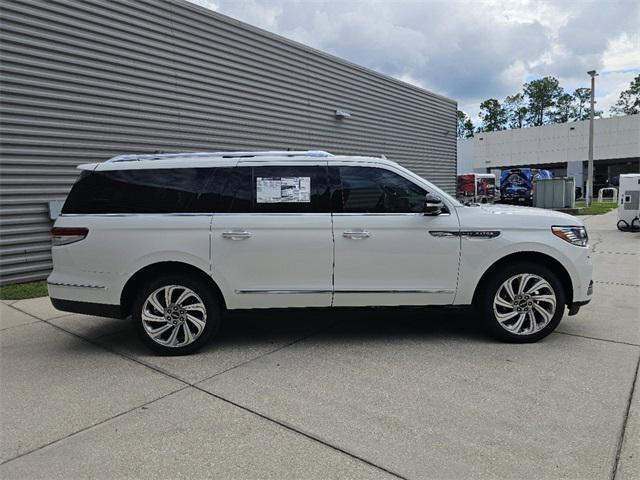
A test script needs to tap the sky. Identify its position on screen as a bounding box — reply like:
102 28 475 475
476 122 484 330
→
187 0 640 124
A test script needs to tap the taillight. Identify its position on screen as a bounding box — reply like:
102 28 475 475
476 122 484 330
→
51 227 89 246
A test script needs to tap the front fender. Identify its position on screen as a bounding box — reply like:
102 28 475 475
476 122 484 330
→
454 232 591 305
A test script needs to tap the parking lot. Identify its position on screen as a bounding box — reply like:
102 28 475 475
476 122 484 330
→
1 209 638 480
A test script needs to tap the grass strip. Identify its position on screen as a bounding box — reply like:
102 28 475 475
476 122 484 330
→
0 281 48 300
575 200 618 215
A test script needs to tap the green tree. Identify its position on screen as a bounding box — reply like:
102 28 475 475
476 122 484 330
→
573 88 591 121
554 92 575 123
503 93 528 129
523 76 563 126
456 110 474 139
478 98 506 131
462 117 474 138
610 74 640 115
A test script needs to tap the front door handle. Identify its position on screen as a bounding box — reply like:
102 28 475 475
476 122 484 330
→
222 230 252 240
343 230 370 239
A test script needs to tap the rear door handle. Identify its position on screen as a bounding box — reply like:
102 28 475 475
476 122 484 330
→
222 230 252 240
343 230 370 239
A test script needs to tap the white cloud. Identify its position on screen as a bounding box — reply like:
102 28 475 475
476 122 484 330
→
187 0 639 120
603 32 640 72
396 73 426 89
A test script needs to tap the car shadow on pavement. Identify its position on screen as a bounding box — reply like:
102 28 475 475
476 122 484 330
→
220 306 492 345
59 306 496 359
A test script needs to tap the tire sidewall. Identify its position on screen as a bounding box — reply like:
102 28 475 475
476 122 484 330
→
479 262 566 343
133 274 221 355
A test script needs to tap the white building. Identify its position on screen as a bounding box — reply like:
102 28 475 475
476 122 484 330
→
457 115 640 193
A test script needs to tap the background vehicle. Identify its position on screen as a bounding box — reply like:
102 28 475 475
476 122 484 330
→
456 173 497 204
500 168 553 206
49 151 592 355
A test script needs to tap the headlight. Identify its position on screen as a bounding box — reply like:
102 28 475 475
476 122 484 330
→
552 226 588 247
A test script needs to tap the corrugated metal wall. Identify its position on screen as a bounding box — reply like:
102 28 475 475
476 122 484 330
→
0 0 457 285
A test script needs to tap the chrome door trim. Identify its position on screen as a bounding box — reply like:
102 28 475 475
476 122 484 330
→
60 213 213 217
235 288 333 294
235 288 454 295
333 212 451 217
333 288 455 294
62 212 451 218
213 212 331 216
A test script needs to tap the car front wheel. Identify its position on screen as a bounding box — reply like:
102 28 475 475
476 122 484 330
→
133 274 221 355
478 262 566 343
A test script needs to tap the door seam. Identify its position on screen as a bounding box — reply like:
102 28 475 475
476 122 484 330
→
330 210 336 307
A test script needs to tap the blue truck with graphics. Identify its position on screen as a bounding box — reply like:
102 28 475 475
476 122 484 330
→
500 168 553 205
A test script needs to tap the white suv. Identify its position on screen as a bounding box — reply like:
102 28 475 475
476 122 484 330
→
49 151 593 355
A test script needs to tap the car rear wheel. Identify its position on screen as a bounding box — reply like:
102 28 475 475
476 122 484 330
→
478 262 566 342
133 274 221 355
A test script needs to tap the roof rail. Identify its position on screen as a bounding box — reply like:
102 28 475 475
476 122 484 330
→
106 150 334 163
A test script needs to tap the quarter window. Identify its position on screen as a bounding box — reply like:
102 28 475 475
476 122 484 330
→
62 168 215 214
336 166 427 213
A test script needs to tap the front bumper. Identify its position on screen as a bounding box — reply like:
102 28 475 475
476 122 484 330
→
568 299 591 316
567 281 593 316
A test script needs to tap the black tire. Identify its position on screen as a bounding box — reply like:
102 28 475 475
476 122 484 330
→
132 273 221 355
477 262 566 343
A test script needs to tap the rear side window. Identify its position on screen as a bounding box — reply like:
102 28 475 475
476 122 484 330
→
62 168 215 214
335 166 427 213
62 166 326 214
252 165 329 213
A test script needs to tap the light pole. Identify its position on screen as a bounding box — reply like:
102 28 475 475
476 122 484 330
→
586 70 598 207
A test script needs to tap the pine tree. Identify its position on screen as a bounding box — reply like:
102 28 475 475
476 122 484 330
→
610 74 640 115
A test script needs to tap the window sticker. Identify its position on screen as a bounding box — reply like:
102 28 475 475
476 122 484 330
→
256 177 311 203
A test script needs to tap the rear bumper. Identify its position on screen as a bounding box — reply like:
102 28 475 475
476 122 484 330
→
50 298 123 319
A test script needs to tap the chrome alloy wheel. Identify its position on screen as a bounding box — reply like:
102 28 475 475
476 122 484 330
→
141 285 207 347
492 273 557 335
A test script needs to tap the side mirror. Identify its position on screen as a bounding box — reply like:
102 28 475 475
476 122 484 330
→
424 193 443 215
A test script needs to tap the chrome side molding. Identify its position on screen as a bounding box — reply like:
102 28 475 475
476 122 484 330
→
334 288 455 294
235 289 333 294
235 288 454 294
429 230 501 239
47 281 106 289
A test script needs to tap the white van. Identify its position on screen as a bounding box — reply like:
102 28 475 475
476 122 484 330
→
49 151 593 355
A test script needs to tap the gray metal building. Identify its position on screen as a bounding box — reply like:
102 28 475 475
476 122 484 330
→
0 0 457 285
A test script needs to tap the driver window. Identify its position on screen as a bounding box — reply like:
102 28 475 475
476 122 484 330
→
337 166 427 213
